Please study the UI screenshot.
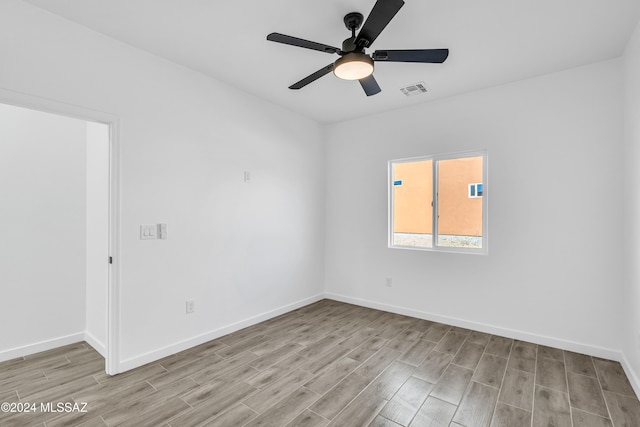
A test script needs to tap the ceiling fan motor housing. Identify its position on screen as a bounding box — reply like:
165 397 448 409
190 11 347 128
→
343 12 365 52
342 37 358 53
343 12 364 32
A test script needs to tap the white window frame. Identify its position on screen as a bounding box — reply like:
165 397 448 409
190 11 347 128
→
468 183 483 198
388 150 488 255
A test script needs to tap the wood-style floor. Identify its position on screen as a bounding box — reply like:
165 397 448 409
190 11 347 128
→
1 300 639 427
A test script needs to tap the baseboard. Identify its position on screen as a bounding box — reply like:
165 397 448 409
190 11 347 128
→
117 293 325 373
0 332 85 363
7 292 633 394
619 352 640 398
84 331 107 358
325 292 621 361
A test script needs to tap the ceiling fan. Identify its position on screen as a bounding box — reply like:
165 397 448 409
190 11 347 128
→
266 0 449 96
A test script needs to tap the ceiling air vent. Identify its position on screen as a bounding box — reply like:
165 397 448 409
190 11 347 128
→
400 81 428 97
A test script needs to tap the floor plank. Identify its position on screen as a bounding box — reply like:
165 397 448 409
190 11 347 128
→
378 376 434 425
531 385 571 427
498 368 534 411
452 381 500 427
473 354 507 389
536 356 568 392
429 364 473 405
566 371 608 417
452 341 485 370
490 402 531 427
410 396 456 426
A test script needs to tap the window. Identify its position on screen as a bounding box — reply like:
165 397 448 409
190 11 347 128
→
468 183 483 198
389 151 487 254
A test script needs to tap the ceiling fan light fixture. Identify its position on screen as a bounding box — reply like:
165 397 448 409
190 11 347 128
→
333 53 374 80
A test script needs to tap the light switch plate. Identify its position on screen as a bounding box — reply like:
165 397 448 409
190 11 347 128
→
186 300 195 314
158 223 167 239
140 224 157 240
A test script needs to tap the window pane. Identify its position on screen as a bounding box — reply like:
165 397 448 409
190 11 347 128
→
393 159 433 248
437 156 483 248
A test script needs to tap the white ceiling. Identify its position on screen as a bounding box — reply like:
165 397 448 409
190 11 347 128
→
25 0 640 123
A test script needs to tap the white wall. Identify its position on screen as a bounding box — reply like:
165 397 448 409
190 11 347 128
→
2 0 630 375
0 103 87 358
324 59 625 357
622 20 640 390
85 122 109 356
0 0 325 370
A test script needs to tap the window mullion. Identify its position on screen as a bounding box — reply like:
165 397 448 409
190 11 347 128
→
432 158 438 248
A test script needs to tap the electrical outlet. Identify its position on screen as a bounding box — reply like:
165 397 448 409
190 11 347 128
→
385 277 393 287
186 300 195 314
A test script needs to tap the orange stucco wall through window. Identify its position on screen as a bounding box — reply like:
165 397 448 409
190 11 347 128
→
393 160 433 234
393 156 483 237
437 156 483 237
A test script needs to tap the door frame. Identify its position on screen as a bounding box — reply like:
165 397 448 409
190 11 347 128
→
0 87 121 375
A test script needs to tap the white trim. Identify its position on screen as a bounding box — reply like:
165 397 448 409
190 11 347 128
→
3 292 639 396
116 294 325 373
0 333 85 363
387 162 395 248
325 292 621 361
84 331 107 358
0 86 121 375
468 183 483 198
619 352 640 399
0 87 117 125
106 118 121 375
0 330 106 362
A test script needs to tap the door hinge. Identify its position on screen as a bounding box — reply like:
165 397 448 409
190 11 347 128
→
109 256 113 264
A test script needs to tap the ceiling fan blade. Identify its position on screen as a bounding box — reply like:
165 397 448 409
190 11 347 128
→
289 64 335 90
267 33 341 54
359 74 381 96
356 0 405 48
373 49 449 63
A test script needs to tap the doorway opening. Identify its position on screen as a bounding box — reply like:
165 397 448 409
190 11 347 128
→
0 97 118 374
